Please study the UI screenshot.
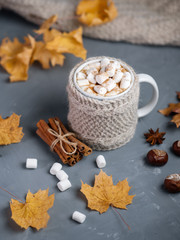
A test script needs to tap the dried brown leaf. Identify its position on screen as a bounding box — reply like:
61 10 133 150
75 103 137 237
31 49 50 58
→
177 92 180 100
0 113 24 145
76 0 118 26
0 35 35 82
46 27 87 60
31 41 65 69
81 170 135 214
158 92 180 128
171 114 180 128
10 188 54 230
34 15 58 34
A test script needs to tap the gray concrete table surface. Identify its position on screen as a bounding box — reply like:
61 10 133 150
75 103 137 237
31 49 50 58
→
0 10 180 240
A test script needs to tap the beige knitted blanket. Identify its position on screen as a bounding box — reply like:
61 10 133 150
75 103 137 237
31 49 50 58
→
0 0 180 46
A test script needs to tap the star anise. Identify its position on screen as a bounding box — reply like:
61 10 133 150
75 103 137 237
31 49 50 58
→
144 128 166 145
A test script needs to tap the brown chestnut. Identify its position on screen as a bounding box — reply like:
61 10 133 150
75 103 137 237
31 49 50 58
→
164 174 180 193
147 149 168 166
172 140 180 156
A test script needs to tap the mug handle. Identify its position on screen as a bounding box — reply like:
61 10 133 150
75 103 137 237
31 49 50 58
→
137 74 159 118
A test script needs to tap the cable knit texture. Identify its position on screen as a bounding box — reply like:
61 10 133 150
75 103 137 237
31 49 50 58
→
0 0 180 45
67 57 140 150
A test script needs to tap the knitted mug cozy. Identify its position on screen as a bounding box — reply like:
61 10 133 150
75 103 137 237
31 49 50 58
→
67 57 140 151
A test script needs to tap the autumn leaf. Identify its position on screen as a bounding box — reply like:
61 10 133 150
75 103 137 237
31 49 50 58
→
34 14 61 42
173 107 180 114
10 188 54 230
33 17 86 67
0 35 35 82
0 15 87 81
31 41 65 69
43 28 62 43
34 15 58 35
0 113 24 145
159 92 180 128
76 0 118 26
159 103 180 116
171 114 180 128
177 92 180 100
81 170 135 214
46 27 87 60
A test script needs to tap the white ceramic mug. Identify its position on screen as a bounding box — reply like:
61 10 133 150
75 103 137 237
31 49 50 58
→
73 58 159 118
67 56 159 150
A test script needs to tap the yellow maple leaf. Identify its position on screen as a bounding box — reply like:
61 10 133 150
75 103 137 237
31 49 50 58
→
81 170 135 214
10 188 54 230
43 28 62 43
0 113 24 145
31 41 65 69
76 0 118 26
0 15 87 81
46 27 87 60
34 14 61 43
34 15 58 35
0 35 35 82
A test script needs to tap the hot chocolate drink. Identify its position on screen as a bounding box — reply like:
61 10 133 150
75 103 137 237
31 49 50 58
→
75 57 132 98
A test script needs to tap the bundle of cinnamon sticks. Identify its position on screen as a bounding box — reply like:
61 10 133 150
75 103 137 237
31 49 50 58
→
36 117 92 166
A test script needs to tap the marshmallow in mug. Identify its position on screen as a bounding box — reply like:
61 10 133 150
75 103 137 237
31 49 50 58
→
75 58 132 97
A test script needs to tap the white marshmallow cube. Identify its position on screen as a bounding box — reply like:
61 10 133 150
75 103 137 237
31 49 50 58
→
86 88 96 95
96 155 106 168
83 65 90 71
102 79 116 92
106 63 116 77
72 211 86 224
93 62 101 69
113 61 121 70
120 78 131 89
76 72 86 80
26 158 38 169
56 170 68 181
77 79 89 86
100 66 106 73
57 179 71 191
101 58 110 68
86 67 98 75
80 86 88 91
123 72 131 81
87 72 96 84
96 72 109 84
106 90 121 96
50 162 62 175
94 85 107 95
89 62 101 69
113 70 123 83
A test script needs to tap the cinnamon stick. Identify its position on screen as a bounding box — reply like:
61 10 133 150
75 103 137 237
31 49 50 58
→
37 120 69 164
54 117 92 156
49 118 84 165
36 127 67 164
48 118 76 165
36 117 92 166
49 118 76 156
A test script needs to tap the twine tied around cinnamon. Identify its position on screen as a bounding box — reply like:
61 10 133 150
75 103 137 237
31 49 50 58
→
48 120 77 155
